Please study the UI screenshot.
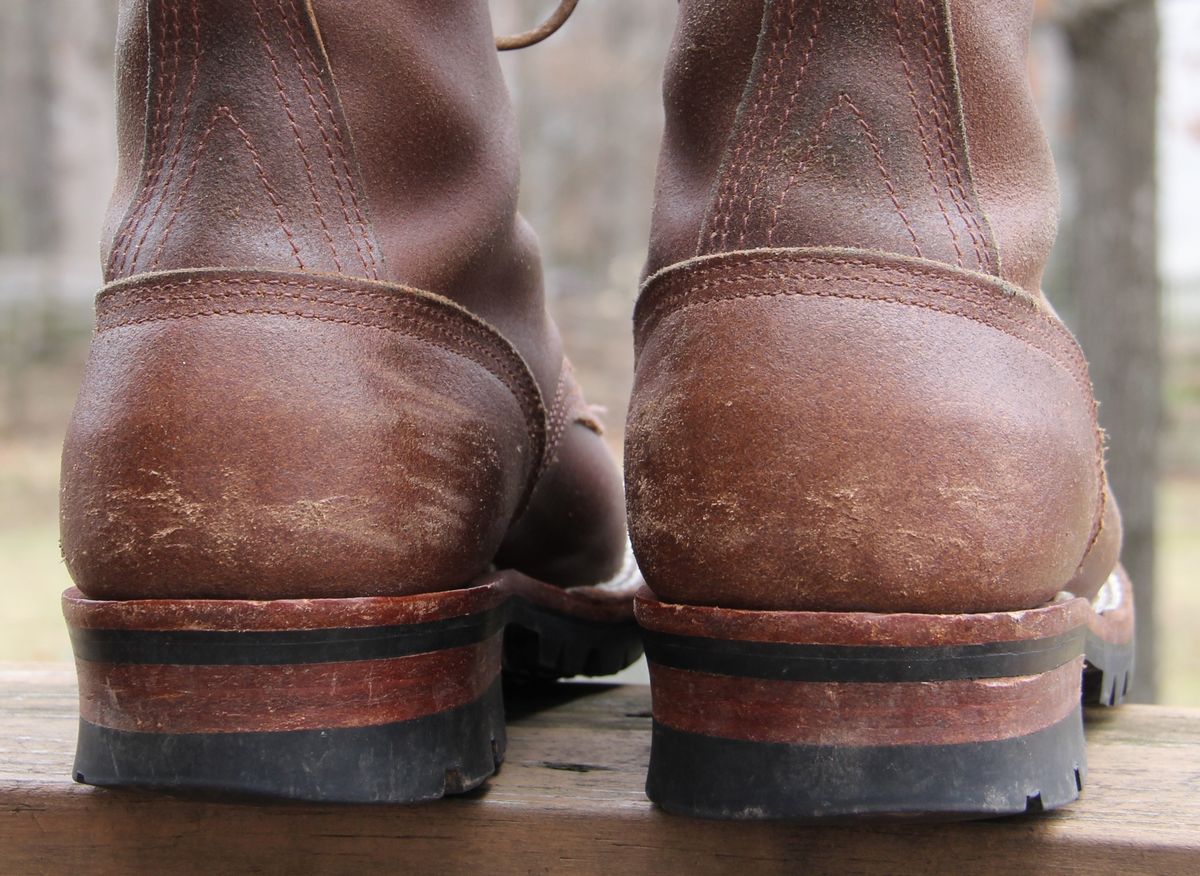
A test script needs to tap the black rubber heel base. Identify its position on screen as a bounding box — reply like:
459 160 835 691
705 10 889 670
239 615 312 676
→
1084 630 1135 707
646 708 1086 821
73 680 506 804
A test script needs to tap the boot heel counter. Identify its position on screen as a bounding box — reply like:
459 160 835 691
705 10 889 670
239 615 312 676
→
626 250 1106 614
61 270 543 600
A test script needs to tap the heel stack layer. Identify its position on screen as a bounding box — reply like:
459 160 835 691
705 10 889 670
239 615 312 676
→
63 570 643 803
636 580 1134 820
64 584 509 802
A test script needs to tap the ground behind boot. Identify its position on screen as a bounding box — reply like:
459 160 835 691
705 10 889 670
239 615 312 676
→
59 0 642 802
627 0 1134 819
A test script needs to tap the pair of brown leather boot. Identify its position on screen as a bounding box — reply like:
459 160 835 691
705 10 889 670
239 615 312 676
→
61 0 1133 819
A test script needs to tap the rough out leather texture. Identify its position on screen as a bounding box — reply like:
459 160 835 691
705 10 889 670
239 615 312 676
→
71 0 629 599
628 250 1118 614
629 0 1122 613
645 0 1059 296
104 0 384 281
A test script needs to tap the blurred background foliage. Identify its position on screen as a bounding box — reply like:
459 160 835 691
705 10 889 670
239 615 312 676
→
0 1 1196 703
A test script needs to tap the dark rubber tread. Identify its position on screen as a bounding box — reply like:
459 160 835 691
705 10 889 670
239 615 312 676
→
75 680 508 804
638 579 1135 821
647 710 1086 820
65 578 643 804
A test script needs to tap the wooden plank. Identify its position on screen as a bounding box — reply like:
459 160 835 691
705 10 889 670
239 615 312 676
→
1 665 1197 875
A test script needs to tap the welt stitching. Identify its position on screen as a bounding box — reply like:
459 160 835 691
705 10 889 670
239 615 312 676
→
251 0 343 273
110 0 179 277
738 0 821 248
148 2 205 271
293 1 380 278
917 0 989 271
893 0 964 267
98 280 540 425
708 0 793 252
277 0 373 277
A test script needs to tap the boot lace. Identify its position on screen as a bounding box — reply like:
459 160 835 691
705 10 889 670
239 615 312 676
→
495 0 580 50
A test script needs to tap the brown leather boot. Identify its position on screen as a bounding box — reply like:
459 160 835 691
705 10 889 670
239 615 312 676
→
59 0 641 802
628 0 1134 818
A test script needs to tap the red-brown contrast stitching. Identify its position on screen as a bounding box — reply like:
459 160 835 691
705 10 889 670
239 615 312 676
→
250 0 342 272
707 0 798 252
738 0 823 248
638 256 1089 396
292 0 381 278
767 94 924 258
927 3 994 271
767 102 838 242
917 0 990 272
652 273 1084 394
278 0 374 277
133 2 202 274
103 305 518 404
154 108 305 269
146 2 204 272
892 0 964 267
109 0 181 277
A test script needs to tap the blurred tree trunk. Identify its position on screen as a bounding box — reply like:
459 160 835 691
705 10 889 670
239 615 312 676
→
1061 0 1161 702
0 0 58 255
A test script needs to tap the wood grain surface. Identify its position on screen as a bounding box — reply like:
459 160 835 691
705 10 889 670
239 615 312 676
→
1 665 1197 875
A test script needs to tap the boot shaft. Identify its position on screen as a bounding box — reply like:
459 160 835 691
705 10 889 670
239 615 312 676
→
647 0 1059 296
103 0 555 387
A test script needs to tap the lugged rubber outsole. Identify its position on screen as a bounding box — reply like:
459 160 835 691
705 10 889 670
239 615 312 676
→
637 568 1135 820
64 568 642 803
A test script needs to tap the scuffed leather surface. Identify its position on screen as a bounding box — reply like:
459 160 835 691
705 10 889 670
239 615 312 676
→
627 249 1116 613
62 269 541 601
631 0 1123 612
84 0 629 597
